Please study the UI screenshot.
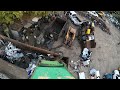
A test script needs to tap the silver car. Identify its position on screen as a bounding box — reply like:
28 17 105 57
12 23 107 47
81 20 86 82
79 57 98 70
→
67 11 82 26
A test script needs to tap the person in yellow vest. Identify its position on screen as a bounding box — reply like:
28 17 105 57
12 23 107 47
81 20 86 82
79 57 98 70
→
86 28 91 35
88 22 95 34
85 28 91 41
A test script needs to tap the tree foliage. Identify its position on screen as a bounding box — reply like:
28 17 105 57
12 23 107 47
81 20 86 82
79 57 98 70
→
0 11 23 24
0 11 57 25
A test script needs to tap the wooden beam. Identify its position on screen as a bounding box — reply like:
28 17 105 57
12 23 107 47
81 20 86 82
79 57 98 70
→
0 34 60 57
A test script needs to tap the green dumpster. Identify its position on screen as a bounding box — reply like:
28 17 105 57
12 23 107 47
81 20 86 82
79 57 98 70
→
31 60 75 79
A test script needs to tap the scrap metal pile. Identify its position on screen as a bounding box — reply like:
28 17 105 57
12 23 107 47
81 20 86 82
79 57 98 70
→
78 11 111 35
0 37 61 78
105 12 120 30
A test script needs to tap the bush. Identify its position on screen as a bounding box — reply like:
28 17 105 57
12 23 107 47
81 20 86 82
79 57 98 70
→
0 11 58 25
0 11 23 24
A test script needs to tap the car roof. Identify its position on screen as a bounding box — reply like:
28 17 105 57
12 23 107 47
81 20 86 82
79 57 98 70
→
70 11 76 15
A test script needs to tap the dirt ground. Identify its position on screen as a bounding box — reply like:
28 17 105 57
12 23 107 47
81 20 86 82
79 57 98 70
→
52 12 120 79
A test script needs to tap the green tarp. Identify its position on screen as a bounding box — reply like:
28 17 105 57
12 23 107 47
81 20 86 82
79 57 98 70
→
31 66 75 79
40 60 64 67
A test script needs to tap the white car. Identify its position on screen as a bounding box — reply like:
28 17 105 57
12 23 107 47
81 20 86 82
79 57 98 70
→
113 70 120 79
67 11 82 26
87 11 98 17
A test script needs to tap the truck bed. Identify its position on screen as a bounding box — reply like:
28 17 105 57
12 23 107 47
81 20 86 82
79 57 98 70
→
47 18 66 41
51 18 66 33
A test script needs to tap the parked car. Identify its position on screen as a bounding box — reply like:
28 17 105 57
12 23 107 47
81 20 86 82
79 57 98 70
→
66 11 82 26
112 70 120 79
87 11 98 17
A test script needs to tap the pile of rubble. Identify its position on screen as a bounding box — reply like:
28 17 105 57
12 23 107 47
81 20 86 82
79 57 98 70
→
0 12 68 79
78 11 111 35
0 34 63 78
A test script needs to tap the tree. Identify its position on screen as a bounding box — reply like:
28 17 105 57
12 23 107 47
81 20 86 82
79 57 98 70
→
0 11 23 25
23 11 55 17
0 11 60 25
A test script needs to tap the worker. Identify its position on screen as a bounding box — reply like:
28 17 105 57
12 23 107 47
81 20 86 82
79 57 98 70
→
85 27 91 40
87 22 95 34
64 26 76 47
86 28 91 35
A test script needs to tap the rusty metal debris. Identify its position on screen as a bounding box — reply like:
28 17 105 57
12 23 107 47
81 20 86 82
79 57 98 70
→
0 34 60 57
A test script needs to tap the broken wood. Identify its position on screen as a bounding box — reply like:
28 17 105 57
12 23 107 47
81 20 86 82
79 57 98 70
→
0 34 60 57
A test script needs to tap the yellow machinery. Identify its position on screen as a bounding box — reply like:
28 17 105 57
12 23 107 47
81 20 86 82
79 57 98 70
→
64 26 76 47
